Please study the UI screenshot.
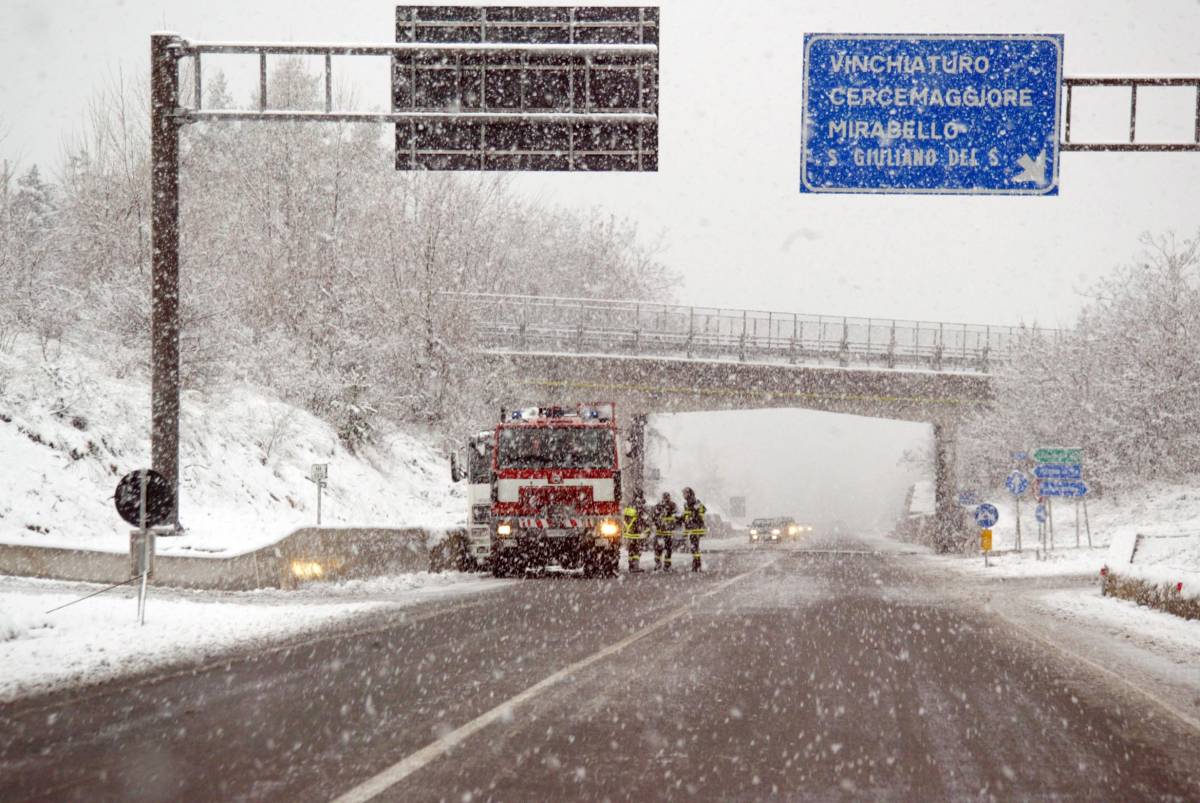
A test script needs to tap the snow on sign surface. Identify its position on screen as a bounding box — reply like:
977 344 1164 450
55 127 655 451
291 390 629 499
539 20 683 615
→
801 34 1063 195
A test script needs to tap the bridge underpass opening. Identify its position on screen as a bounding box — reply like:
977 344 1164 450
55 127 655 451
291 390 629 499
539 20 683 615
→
641 409 934 542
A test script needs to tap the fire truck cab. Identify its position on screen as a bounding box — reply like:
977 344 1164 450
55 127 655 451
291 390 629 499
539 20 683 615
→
490 403 623 578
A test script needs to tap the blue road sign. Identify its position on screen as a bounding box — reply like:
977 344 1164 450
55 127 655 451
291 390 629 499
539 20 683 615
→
974 503 999 528
1035 503 1047 523
801 34 1064 195
1038 479 1088 497
1005 470 1030 497
1034 463 1082 480
958 490 980 507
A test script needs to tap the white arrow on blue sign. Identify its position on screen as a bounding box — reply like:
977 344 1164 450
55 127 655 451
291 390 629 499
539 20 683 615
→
1034 463 1082 480
1005 470 1030 497
1039 479 1088 497
974 503 999 528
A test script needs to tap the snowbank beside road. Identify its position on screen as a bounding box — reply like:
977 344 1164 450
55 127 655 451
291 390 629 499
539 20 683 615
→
0 339 461 558
926 545 1107 579
1034 587 1200 660
0 571 508 702
1105 531 1200 601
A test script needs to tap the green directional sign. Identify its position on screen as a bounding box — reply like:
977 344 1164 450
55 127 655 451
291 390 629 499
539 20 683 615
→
1034 448 1082 464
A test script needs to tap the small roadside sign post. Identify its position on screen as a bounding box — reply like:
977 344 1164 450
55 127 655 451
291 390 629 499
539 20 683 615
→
1034 502 1048 560
114 469 174 624
1005 470 1030 551
307 464 329 526
974 503 999 567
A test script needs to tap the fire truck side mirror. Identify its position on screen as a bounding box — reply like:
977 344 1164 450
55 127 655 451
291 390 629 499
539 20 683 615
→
450 453 463 483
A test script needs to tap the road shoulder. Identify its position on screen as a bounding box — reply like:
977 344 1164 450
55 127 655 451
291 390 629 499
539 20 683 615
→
0 572 510 705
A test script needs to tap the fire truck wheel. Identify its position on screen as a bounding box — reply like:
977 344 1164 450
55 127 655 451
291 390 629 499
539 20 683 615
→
491 552 523 578
584 547 619 578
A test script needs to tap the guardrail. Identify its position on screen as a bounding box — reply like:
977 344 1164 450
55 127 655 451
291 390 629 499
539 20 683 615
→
444 292 1050 374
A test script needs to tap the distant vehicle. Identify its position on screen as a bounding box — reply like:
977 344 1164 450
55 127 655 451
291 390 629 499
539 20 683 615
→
749 517 811 544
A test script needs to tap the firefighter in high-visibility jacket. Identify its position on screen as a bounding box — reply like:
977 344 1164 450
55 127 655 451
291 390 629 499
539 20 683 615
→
623 491 650 573
653 492 679 571
681 487 707 572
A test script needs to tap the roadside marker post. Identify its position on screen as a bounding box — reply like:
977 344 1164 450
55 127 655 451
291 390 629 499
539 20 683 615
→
1034 501 1048 560
974 504 999 567
1049 498 1054 550
1005 470 1030 551
307 463 329 526
114 469 175 624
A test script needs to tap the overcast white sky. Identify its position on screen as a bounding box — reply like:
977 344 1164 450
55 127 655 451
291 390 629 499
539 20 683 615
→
3 0 1199 327
3 1 1197 517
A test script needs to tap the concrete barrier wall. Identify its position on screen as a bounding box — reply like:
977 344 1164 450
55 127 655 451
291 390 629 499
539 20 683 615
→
0 527 446 591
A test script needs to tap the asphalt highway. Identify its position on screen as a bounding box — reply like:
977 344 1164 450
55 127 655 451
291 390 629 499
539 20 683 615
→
2 537 1198 801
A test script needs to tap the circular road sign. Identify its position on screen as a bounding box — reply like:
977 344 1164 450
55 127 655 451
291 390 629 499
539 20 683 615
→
1005 470 1030 497
114 469 174 528
974 503 999 528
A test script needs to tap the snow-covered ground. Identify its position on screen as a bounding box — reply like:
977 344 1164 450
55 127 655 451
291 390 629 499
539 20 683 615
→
915 482 1200 585
0 338 462 557
0 571 510 702
1033 586 1200 654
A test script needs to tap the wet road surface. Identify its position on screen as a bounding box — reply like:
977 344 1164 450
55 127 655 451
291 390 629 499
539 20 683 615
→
2 536 1198 801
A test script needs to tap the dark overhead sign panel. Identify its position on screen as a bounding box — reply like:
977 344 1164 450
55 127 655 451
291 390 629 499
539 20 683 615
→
393 5 659 171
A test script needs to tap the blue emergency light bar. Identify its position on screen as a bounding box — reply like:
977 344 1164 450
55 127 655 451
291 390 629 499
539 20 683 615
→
506 403 615 423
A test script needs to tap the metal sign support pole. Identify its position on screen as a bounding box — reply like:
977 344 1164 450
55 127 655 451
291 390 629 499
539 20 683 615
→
1084 498 1092 547
317 480 323 526
1048 498 1055 551
151 33 183 528
1075 500 1081 547
137 472 150 625
1015 496 1022 552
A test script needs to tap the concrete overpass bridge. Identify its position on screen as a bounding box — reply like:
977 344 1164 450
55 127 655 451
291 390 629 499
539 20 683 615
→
447 292 1046 546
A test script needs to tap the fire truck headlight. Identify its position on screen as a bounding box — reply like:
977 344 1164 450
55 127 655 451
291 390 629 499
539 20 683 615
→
750 529 758 535
497 522 512 536
599 520 620 538
771 528 781 536
788 525 798 535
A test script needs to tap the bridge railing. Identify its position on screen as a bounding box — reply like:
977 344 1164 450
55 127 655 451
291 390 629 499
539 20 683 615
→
444 292 1047 373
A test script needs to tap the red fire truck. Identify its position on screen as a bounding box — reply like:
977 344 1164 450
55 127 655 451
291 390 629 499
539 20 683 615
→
489 403 623 578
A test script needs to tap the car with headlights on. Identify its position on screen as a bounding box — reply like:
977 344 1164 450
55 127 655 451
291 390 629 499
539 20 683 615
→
749 517 801 545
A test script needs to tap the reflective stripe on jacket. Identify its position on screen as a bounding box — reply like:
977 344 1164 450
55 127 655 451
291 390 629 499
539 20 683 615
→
682 502 706 535
653 501 678 532
623 505 649 537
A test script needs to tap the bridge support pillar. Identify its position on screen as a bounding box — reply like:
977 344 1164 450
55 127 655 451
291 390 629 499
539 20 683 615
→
933 422 965 551
625 413 647 504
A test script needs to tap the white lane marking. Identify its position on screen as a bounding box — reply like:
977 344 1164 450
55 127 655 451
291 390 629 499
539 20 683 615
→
991 606 1200 734
331 566 763 803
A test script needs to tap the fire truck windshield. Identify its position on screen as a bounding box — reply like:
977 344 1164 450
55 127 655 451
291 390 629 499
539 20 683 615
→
497 427 616 470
